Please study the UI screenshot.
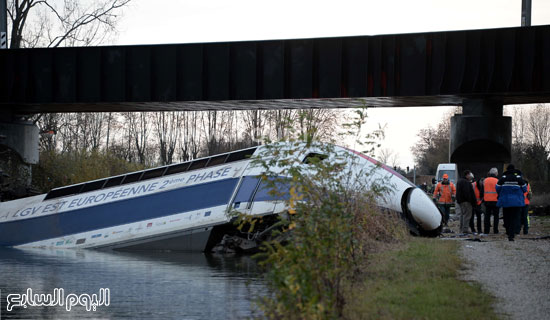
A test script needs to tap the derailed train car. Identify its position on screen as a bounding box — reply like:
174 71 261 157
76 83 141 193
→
0 143 441 251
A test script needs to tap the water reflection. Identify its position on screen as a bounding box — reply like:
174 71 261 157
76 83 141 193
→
0 248 265 319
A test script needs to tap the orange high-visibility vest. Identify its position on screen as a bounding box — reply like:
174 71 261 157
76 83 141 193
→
433 182 456 204
472 181 482 205
483 177 498 202
524 183 531 205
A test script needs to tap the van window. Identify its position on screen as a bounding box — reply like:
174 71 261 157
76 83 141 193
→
437 170 456 182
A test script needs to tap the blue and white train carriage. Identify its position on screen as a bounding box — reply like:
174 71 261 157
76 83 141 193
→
0 143 442 251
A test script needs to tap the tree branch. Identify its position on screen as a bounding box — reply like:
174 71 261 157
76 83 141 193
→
40 1 66 24
49 0 130 47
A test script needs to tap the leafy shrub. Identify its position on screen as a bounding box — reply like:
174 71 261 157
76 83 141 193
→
235 119 408 319
256 192 406 319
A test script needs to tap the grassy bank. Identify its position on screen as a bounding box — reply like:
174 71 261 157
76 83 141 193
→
344 238 498 320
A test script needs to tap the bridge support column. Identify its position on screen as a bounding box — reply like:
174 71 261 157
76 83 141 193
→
450 99 511 179
0 120 39 187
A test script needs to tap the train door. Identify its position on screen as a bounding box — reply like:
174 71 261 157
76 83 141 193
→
229 176 288 216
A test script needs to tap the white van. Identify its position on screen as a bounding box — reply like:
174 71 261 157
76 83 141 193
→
435 163 458 185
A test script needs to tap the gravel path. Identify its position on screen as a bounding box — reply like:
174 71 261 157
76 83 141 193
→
453 216 550 320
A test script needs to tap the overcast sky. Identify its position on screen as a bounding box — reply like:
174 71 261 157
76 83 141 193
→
114 0 550 168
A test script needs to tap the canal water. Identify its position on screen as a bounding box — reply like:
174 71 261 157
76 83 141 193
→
0 248 266 319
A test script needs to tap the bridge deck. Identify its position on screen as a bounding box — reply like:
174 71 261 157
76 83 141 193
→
1 25 549 113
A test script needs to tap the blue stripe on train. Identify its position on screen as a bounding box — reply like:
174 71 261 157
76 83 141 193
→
0 178 239 246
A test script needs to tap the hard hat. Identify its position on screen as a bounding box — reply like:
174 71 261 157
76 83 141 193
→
442 174 449 179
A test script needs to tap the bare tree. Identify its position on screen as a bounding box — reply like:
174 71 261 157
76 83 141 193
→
269 109 296 140
105 112 113 152
527 104 550 151
6 0 132 162
124 112 151 165
154 111 180 165
378 148 400 167
35 113 60 151
242 110 267 144
78 113 105 150
506 104 550 181
178 111 201 162
509 106 528 154
7 0 131 48
296 109 339 142
201 111 235 156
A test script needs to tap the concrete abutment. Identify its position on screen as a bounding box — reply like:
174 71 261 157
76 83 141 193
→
0 120 39 188
451 100 512 179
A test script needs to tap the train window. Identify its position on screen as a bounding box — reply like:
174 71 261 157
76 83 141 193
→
226 147 257 162
188 158 209 170
165 162 191 175
121 172 143 185
251 177 290 204
231 177 261 207
104 176 125 188
80 180 106 193
141 167 167 181
206 154 229 167
44 184 84 200
303 153 328 164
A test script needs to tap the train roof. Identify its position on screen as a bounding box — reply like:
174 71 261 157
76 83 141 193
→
43 146 258 201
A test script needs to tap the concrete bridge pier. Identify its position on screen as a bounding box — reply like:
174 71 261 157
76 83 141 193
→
450 99 511 180
0 117 39 188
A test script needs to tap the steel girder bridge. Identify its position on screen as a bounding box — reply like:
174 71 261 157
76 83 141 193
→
1 25 550 176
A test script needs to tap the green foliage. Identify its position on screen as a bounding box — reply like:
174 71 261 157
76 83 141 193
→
344 238 498 320
231 108 408 319
255 183 407 319
32 149 146 192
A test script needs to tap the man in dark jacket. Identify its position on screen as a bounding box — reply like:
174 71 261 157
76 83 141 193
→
456 170 477 234
496 164 527 241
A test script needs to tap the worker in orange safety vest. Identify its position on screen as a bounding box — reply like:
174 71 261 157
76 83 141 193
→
516 180 532 235
433 174 456 226
483 168 500 234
